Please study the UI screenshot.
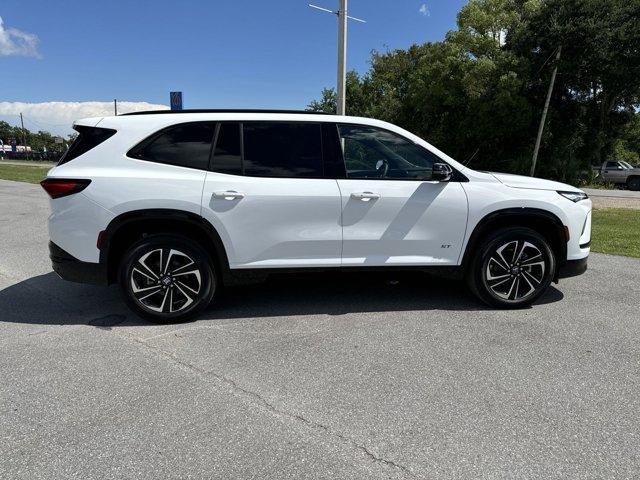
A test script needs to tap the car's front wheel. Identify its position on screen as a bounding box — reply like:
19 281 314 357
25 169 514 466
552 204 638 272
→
119 235 217 323
627 177 640 191
467 227 556 308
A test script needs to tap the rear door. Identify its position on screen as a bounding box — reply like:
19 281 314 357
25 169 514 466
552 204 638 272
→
200 121 342 269
334 123 468 266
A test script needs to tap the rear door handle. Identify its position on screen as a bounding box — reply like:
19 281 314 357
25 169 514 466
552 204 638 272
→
213 190 245 200
351 192 381 201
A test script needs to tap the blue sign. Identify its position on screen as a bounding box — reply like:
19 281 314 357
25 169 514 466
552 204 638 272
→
170 91 183 110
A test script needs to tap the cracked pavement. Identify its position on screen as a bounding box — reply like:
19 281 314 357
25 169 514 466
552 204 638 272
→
1 179 639 479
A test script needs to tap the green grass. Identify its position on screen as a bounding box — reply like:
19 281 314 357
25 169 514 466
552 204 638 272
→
592 208 640 258
0 164 50 184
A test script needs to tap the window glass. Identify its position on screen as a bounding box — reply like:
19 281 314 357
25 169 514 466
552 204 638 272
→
243 122 323 178
58 126 116 165
620 161 633 169
337 124 438 180
605 161 619 168
130 122 215 170
211 123 242 175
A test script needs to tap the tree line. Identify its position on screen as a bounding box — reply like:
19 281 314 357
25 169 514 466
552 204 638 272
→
308 0 640 183
0 120 76 159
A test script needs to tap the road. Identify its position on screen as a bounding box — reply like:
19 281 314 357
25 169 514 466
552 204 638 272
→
584 187 640 210
1 179 639 479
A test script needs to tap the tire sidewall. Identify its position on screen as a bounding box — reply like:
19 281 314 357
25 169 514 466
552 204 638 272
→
471 228 556 308
119 235 216 323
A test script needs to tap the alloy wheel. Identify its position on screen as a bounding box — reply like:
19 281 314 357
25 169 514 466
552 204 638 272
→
485 240 546 301
130 248 202 313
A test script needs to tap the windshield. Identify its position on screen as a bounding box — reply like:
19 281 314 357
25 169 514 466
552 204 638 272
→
619 161 634 169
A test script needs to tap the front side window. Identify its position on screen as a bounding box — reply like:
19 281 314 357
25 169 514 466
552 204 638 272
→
129 122 215 170
242 122 323 178
619 161 634 169
337 124 438 180
605 161 620 169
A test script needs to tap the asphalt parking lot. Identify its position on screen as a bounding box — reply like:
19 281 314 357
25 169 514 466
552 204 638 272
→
1 178 639 479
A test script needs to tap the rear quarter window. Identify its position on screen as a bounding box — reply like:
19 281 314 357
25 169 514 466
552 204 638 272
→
58 126 116 165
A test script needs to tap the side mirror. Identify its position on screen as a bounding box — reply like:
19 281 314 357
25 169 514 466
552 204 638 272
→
432 163 453 182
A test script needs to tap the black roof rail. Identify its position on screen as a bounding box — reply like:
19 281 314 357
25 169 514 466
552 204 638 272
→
121 109 332 116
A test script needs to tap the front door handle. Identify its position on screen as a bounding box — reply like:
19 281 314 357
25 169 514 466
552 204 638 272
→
351 192 381 201
213 190 245 200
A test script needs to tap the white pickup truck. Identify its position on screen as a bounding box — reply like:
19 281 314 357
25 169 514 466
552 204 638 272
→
599 161 640 190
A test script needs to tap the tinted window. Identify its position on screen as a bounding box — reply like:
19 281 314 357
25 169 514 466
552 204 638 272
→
243 122 323 178
129 122 215 170
58 126 116 165
337 124 439 180
211 123 242 175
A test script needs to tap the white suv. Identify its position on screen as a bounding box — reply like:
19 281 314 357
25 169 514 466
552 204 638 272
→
41 110 592 323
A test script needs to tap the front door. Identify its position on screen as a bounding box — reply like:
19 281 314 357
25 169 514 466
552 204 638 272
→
200 122 342 269
335 124 468 266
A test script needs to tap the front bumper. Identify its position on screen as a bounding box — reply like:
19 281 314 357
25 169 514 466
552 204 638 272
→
49 242 108 285
557 256 588 279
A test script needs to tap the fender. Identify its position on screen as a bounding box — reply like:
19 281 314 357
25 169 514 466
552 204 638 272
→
460 207 568 272
99 209 230 283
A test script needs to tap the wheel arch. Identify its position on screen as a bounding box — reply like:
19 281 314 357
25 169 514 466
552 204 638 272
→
99 209 230 285
461 208 568 277
626 175 640 188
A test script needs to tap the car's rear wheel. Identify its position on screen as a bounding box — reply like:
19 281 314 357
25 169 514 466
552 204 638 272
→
467 227 556 308
119 235 217 323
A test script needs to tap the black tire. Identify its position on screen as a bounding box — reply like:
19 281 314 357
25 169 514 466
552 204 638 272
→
118 234 217 323
627 177 640 191
466 227 556 308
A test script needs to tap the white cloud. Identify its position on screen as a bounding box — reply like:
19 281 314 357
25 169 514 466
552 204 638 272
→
419 3 430 16
0 101 169 136
0 16 41 58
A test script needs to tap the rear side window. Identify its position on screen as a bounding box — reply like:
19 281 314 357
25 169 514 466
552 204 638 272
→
242 122 323 178
129 122 215 170
211 123 242 175
58 126 116 165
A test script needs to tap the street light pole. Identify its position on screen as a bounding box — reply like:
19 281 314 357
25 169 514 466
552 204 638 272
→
336 0 348 116
309 2 365 115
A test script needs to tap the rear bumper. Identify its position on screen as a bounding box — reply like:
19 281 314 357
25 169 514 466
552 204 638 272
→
558 256 588 279
49 242 108 285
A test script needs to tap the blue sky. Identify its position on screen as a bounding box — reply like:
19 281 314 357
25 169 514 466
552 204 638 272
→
0 0 467 134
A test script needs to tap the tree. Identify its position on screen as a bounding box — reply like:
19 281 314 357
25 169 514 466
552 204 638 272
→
307 0 640 183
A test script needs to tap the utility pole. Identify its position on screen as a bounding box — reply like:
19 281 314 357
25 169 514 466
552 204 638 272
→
336 0 347 116
530 46 562 177
309 1 365 115
19 113 29 160
114 99 118 116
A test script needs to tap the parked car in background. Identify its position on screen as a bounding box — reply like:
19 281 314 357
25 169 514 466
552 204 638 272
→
40 110 592 323
599 161 640 190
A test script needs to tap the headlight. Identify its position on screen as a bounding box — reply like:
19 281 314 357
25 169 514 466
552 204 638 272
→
557 191 589 202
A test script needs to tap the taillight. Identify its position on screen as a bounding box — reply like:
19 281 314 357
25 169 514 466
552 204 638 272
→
40 178 91 199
